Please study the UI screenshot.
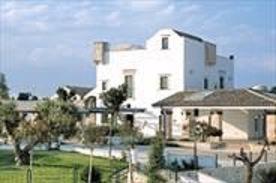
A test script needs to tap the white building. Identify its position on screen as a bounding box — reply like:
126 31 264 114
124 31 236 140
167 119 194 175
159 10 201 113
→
85 28 234 136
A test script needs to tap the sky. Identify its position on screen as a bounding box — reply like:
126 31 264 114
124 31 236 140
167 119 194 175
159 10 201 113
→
0 0 275 97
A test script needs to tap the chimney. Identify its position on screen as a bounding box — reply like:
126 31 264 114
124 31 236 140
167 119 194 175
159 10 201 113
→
93 42 109 65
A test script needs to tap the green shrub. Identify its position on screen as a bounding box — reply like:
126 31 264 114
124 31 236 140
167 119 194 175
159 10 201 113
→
256 167 276 183
81 166 102 183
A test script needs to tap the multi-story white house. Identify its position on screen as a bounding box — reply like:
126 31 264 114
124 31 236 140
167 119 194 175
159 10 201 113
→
85 28 234 136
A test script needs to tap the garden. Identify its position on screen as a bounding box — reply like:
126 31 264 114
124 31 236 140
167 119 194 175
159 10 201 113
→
0 150 126 183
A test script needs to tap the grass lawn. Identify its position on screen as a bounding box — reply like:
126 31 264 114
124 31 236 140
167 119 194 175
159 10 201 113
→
0 150 127 183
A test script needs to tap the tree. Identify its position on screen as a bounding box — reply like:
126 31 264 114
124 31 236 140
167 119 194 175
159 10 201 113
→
190 121 223 168
229 140 269 183
100 84 128 158
56 87 75 101
0 101 48 165
147 132 165 183
82 125 107 183
118 115 142 183
0 73 9 99
17 92 31 100
36 99 79 150
270 86 276 94
192 121 222 142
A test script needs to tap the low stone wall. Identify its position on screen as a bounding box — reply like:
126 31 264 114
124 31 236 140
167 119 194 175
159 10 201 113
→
199 162 276 183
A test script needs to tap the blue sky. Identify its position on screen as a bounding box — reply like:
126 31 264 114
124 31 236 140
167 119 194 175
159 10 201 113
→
0 0 275 97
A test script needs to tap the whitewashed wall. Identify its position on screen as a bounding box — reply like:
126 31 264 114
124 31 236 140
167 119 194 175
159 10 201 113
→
85 28 234 137
169 107 267 140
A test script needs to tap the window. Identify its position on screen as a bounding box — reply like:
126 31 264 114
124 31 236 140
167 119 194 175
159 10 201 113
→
125 75 134 98
161 37 169 49
102 81 107 91
204 78 208 89
160 75 169 90
194 109 199 117
254 118 258 132
219 76 224 89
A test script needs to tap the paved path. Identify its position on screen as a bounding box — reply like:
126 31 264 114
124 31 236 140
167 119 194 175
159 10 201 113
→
1 142 276 168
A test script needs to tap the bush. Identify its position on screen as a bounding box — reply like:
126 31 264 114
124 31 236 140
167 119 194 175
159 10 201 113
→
192 122 223 142
167 159 199 171
256 167 276 183
135 137 155 145
147 170 166 183
81 166 101 183
148 133 165 170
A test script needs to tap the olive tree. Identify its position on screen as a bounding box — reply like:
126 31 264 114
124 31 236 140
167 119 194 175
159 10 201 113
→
0 102 48 165
0 99 79 166
35 99 79 150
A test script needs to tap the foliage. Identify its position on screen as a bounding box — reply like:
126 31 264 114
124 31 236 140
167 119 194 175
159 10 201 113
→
0 73 9 99
256 167 276 183
270 86 276 94
81 166 102 183
56 87 75 101
192 121 222 141
0 101 48 165
117 120 142 146
36 100 79 144
17 92 31 100
147 170 166 183
147 132 165 183
0 99 79 165
82 125 108 147
100 84 127 113
100 83 128 158
168 159 198 172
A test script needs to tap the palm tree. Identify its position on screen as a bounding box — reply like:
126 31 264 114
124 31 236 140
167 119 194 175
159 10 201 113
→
100 84 127 158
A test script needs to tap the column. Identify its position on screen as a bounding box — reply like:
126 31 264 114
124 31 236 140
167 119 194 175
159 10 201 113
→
217 111 223 141
208 111 214 126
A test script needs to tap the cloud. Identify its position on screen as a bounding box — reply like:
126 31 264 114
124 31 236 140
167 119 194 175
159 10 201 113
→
1 2 49 23
105 11 121 26
158 4 175 15
127 0 168 11
0 0 275 95
180 4 201 14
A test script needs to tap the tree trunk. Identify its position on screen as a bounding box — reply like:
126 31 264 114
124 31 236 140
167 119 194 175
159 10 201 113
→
193 140 198 169
88 148 94 183
128 147 134 183
109 112 116 159
245 165 253 183
47 141 52 150
14 142 30 166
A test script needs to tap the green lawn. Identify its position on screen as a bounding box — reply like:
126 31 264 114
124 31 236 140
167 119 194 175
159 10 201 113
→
0 150 127 183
